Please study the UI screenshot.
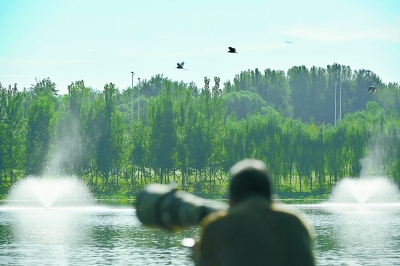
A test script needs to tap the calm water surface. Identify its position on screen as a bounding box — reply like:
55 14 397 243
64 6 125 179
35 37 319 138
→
299 203 400 266
0 202 399 265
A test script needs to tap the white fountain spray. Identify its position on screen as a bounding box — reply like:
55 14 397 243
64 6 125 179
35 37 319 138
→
5 115 95 208
329 133 400 204
6 176 95 208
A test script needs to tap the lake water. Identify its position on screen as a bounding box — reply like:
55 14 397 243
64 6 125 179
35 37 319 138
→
0 202 399 265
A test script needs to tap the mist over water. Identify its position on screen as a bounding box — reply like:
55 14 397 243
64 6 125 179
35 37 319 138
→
4 176 95 208
329 177 400 204
359 132 393 178
45 117 83 177
327 131 400 210
3 111 95 209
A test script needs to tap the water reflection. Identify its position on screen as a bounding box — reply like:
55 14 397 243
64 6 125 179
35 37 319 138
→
0 203 399 265
296 204 400 266
0 205 197 265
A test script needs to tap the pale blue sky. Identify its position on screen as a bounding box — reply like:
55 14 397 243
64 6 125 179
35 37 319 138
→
1 0 399 94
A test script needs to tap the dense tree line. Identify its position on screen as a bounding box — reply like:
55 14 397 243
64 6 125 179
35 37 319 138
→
1 63 400 197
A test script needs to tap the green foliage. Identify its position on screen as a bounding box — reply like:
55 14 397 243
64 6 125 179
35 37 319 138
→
0 83 25 185
147 83 177 183
224 90 268 119
2 64 400 199
25 92 55 175
226 68 292 117
29 77 59 97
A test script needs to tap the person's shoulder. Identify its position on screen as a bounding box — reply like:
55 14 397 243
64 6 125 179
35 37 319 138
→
271 202 314 233
199 209 228 230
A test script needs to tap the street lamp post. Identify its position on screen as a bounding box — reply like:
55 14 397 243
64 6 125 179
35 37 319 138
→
339 77 342 122
138 78 141 123
131 72 135 131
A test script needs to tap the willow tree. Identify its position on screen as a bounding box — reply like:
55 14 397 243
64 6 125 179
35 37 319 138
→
0 115 5 188
288 65 309 122
147 83 176 184
25 93 56 175
129 120 149 188
0 83 25 184
96 83 122 192
173 85 193 190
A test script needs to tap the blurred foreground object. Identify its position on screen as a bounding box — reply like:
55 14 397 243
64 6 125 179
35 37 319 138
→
193 159 315 266
136 183 219 230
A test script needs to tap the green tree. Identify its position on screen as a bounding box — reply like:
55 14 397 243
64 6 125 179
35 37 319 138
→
173 86 193 190
147 84 176 183
224 91 268 120
0 83 25 184
50 81 90 176
129 120 149 188
25 93 56 175
29 77 59 97
96 83 118 192
288 65 309 122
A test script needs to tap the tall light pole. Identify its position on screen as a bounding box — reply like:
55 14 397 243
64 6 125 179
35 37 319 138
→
334 72 343 126
339 76 342 122
138 78 141 123
131 72 135 131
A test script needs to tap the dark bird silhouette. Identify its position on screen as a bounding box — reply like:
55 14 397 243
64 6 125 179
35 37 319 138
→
176 62 186 70
368 86 377 94
228 47 237 53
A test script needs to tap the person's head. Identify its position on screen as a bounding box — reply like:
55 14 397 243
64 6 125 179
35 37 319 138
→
228 159 272 206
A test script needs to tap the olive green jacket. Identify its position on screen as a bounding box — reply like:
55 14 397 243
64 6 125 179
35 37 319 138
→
193 196 315 266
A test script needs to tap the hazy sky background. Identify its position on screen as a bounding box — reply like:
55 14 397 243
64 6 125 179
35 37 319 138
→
1 0 399 95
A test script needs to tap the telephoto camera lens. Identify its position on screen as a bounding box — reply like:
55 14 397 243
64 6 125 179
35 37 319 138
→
135 183 219 230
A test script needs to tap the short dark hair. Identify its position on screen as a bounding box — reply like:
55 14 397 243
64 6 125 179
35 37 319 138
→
228 159 272 203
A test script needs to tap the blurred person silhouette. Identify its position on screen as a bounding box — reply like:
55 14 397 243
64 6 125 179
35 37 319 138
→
192 159 315 266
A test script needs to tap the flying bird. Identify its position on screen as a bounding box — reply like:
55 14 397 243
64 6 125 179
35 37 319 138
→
176 62 186 70
368 86 377 94
228 47 237 53
363 69 371 75
285 41 292 44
